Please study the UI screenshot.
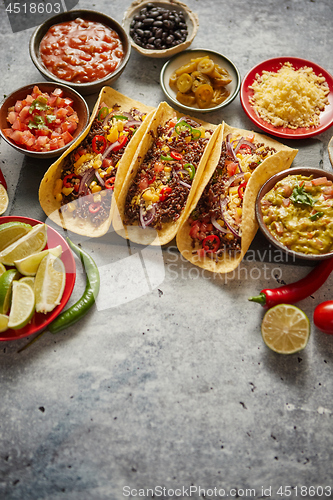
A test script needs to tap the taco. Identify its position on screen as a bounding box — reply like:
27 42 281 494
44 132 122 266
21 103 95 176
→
39 87 155 237
113 101 222 246
176 123 298 273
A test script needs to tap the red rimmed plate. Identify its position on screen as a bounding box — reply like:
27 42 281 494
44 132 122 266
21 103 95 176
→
0 216 76 341
240 56 333 139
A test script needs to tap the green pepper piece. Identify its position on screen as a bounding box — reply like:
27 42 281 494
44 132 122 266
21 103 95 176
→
184 163 195 180
191 128 201 140
309 211 324 221
98 107 109 121
113 115 128 121
160 153 174 161
175 120 192 135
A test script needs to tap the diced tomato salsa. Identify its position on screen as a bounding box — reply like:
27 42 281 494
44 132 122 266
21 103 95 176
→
3 85 79 153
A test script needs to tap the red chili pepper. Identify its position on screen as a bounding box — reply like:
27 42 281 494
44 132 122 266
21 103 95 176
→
249 258 333 309
202 234 220 253
239 144 252 154
63 173 76 188
0 169 7 191
159 186 172 201
105 177 115 190
89 203 101 214
148 175 156 185
238 181 247 199
170 151 183 161
112 135 128 152
92 135 107 154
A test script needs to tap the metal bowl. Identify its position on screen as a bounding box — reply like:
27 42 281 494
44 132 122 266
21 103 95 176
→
256 167 333 261
122 0 198 58
29 9 131 95
160 48 241 114
0 82 89 159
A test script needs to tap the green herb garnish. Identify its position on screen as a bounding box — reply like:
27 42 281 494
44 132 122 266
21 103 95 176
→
309 211 324 221
290 185 315 207
29 96 49 113
28 115 47 130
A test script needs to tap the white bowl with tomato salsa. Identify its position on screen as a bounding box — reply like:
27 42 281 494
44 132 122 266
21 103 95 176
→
0 82 89 159
256 167 333 261
29 10 131 96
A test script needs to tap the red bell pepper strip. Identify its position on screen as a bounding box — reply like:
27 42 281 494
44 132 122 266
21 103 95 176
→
202 234 220 253
92 135 107 154
0 169 7 191
112 135 127 152
238 181 247 199
249 258 333 309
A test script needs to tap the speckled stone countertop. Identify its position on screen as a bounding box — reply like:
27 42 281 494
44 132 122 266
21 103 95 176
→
0 1 333 499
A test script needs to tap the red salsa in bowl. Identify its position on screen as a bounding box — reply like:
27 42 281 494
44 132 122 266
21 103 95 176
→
39 17 124 84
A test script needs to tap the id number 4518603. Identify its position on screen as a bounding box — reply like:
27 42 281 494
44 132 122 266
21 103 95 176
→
276 485 331 496
5 2 61 14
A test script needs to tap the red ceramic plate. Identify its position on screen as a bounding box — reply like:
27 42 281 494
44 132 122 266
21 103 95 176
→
240 56 333 139
0 216 76 341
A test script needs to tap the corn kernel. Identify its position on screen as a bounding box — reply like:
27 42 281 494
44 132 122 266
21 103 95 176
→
91 185 102 194
236 207 242 217
142 190 159 203
161 145 170 153
62 186 74 196
53 178 63 195
164 166 172 172
229 186 238 195
107 125 118 143
55 193 63 202
67 202 76 212
93 193 102 202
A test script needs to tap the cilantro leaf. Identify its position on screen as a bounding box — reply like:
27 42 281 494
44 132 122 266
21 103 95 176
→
290 185 315 207
29 96 49 113
309 211 324 221
28 115 47 130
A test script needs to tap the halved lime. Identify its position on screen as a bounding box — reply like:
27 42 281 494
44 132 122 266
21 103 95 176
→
261 304 310 354
0 185 9 216
0 313 9 332
0 269 21 314
0 221 32 252
8 281 35 329
14 244 62 276
0 223 47 266
35 253 66 314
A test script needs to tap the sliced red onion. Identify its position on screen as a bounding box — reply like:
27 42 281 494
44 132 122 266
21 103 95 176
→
234 137 256 154
211 217 230 234
222 172 245 194
102 140 120 160
139 202 156 228
220 196 241 238
78 168 95 195
125 120 141 128
179 180 191 189
94 169 105 187
225 134 243 173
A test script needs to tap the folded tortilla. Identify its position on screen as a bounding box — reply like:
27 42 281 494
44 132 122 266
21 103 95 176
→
39 87 155 237
176 123 298 273
112 101 222 246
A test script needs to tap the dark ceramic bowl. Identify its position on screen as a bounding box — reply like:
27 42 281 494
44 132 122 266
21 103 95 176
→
0 82 89 159
29 9 131 95
256 167 333 261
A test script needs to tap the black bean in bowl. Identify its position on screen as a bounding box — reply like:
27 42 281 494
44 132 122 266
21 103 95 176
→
129 2 188 50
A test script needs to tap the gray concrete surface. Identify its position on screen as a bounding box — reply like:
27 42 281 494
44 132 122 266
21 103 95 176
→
0 0 333 499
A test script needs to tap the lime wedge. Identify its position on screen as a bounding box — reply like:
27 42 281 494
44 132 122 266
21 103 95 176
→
19 276 35 290
35 253 66 314
0 269 21 314
261 304 310 354
0 184 9 216
0 221 32 252
8 281 35 329
0 223 47 266
0 313 9 332
14 244 62 276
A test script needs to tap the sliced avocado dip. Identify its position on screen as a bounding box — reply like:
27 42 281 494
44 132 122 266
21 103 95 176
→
261 174 333 255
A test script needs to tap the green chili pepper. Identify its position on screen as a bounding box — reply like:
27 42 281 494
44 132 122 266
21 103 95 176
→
113 114 128 121
309 211 324 221
18 238 100 352
160 153 174 161
98 107 109 121
175 120 192 135
184 163 195 180
48 238 100 334
191 128 201 140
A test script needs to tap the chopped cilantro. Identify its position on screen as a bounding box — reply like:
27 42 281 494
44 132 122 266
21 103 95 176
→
290 185 315 207
46 114 56 123
29 96 49 113
28 115 47 130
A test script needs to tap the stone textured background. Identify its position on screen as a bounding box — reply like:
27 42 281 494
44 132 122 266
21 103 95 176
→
0 1 333 499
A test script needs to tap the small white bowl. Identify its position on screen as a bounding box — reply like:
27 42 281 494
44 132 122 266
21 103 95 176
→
160 48 241 113
122 0 199 58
